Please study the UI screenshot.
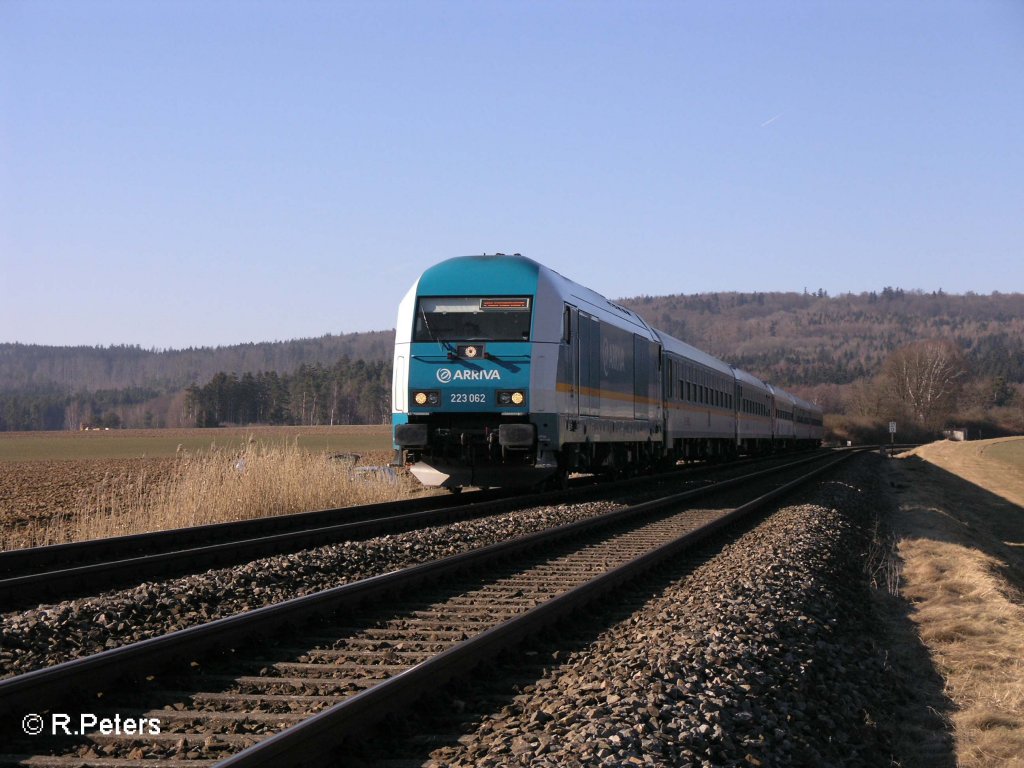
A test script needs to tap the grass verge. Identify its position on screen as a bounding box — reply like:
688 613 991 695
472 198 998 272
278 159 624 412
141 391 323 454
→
7 438 428 550
888 438 1024 767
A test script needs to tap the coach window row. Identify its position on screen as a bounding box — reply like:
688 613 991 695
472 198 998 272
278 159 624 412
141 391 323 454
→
796 414 823 426
742 398 771 417
666 358 733 409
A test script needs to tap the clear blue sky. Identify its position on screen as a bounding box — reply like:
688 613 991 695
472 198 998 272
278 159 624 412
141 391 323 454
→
2 1 1022 349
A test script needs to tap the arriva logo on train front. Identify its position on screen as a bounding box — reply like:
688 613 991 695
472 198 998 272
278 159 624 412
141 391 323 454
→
436 369 501 383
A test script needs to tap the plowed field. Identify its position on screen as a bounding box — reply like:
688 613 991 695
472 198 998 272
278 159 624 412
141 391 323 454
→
0 458 177 530
0 426 393 548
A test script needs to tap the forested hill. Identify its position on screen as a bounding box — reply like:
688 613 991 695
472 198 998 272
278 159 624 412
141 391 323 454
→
8 289 1022 395
0 331 394 392
3 289 1023 434
618 288 1024 387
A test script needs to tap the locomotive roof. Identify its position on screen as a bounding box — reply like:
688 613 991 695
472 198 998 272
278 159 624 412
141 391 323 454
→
416 254 542 296
542 263 656 337
416 254 658 340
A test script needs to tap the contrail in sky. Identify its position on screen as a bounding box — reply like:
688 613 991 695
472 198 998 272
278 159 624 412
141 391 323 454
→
760 114 782 127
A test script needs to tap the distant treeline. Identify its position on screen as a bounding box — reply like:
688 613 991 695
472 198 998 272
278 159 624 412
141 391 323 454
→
0 359 391 431
0 385 168 432
0 331 393 392
0 330 394 431
184 360 390 428
3 288 1024 435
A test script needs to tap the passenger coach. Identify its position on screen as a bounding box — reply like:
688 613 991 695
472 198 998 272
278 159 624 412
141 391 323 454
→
392 254 822 490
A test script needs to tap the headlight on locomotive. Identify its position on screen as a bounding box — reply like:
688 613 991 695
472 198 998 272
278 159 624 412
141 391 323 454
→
496 390 527 406
412 390 440 407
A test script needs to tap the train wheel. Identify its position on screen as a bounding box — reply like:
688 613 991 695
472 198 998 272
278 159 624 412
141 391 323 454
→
538 469 568 492
553 469 569 491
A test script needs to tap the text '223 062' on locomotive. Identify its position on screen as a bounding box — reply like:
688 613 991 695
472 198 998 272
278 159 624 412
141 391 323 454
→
392 254 823 491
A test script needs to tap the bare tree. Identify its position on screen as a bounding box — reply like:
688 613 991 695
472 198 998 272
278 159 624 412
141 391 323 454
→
882 339 967 428
845 375 888 418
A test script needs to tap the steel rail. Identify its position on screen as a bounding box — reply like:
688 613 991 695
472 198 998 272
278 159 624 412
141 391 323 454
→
0 488 509 578
219 450 858 767
0 449 844 742
0 491 529 610
0 452 827 609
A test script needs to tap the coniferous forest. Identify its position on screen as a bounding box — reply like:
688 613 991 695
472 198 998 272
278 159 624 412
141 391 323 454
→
3 289 1023 441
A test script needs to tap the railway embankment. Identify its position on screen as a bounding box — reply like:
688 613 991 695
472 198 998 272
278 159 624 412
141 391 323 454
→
885 437 1024 768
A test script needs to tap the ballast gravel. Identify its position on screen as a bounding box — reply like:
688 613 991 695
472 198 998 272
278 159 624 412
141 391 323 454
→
405 457 933 768
0 499 622 678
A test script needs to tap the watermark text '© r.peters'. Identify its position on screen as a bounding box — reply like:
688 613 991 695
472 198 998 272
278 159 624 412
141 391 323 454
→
22 713 161 737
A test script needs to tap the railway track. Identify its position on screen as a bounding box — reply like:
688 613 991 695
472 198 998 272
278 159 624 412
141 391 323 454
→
0 490 508 605
0 448 858 767
0 452 825 610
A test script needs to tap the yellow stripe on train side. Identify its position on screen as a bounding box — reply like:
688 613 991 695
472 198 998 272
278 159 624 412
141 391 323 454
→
555 382 661 406
555 382 778 422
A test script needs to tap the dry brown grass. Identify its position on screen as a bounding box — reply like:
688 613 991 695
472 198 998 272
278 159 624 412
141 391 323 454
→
888 438 1024 768
7 439 429 550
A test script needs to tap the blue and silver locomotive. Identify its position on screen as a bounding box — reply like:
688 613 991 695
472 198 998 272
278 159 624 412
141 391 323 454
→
392 254 822 490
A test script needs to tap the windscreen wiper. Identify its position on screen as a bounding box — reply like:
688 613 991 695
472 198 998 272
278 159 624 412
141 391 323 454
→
419 308 456 356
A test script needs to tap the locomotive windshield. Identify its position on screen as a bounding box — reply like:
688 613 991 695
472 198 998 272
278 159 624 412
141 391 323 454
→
414 296 532 342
